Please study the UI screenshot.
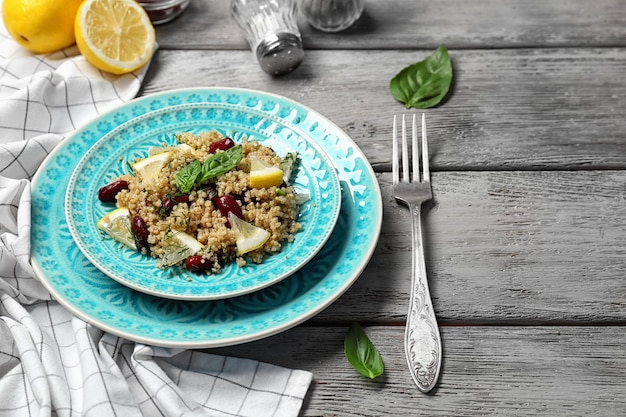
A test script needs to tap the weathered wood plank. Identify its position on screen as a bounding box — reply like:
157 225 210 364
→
313 170 626 324
209 325 626 416
141 48 626 170
141 2 626 415
155 0 626 50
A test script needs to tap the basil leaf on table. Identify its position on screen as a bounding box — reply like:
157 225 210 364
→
175 159 201 194
390 44 453 109
198 144 243 184
344 322 384 379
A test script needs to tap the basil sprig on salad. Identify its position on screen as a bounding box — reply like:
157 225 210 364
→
390 44 453 109
175 144 243 194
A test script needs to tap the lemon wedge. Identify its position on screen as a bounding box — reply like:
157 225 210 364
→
97 207 137 250
132 151 171 183
158 231 203 268
75 0 156 75
249 156 284 188
227 212 270 255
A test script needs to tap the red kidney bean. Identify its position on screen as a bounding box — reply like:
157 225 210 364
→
98 180 128 203
131 215 150 250
185 255 212 271
162 194 191 213
212 195 243 220
209 137 235 154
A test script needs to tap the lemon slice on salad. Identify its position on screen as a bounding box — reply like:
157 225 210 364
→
158 231 203 268
97 207 137 250
132 151 171 183
228 212 270 255
249 156 284 188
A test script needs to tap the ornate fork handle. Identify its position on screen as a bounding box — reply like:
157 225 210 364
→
404 201 441 393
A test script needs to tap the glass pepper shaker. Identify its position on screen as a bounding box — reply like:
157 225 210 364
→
231 0 305 75
300 0 365 32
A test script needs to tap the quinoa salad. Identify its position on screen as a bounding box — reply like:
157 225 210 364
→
96 131 304 274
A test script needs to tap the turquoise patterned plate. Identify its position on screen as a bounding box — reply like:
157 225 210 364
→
30 88 382 348
65 102 341 300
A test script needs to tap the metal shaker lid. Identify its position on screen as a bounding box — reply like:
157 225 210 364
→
255 32 304 76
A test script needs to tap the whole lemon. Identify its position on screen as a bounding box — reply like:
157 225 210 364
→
2 0 83 53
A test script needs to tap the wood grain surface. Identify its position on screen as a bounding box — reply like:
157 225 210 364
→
155 0 626 50
143 48 626 170
146 1 626 415
212 326 626 417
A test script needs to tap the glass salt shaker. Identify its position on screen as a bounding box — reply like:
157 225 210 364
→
300 0 365 32
137 0 191 25
231 0 305 75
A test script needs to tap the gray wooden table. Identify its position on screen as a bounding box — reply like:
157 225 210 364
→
144 1 626 415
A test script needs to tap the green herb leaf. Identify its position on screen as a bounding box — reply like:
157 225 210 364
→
175 160 201 194
344 322 384 379
279 152 299 185
198 144 243 184
175 145 243 194
390 44 453 109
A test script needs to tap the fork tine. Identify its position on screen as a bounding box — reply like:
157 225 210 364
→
394 114 429 184
392 115 399 184
421 113 430 182
411 114 419 182
401 115 410 182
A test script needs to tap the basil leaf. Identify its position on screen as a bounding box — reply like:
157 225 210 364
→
175 160 201 194
279 152 299 185
198 144 243 184
344 322 384 379
174 145 243 194
390 44 453 109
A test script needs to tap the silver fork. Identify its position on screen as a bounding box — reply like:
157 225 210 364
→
392 113 441 393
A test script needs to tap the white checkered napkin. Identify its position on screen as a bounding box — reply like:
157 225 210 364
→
0 33 146 144
0 300 312 417
0 5 313 415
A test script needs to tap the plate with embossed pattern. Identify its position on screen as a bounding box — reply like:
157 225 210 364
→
64 98 341 300
30 87 382 348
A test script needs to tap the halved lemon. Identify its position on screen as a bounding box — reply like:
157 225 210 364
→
97 207 137 250
132 151 171 183
249 156 284 188
158 231 203 268
75 0 156 75
228 212 270 255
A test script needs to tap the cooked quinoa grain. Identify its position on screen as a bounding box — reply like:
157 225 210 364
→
112 131 302 273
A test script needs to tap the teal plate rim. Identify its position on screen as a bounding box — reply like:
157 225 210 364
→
64 101 342 300
30 87 383 348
